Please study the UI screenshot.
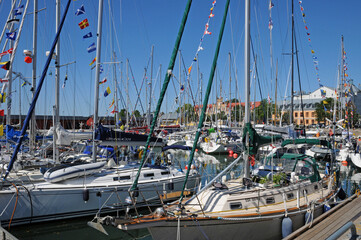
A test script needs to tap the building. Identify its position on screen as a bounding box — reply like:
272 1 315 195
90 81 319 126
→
280 82 361 126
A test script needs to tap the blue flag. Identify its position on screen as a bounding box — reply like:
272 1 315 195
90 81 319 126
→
75 5 85 16
99 64 104 73
83 32 93 39
14 5 24 15
6 32 16 41
87 43 96 53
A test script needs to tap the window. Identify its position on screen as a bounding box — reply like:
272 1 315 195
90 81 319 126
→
287 193 294 200
312 120 315 124
230 202 242 210
144 173 154 177
306 120 309 124
300 112 304 117
266 197 275 204
306 112 309 117
161 171 170 175
295 113 298 117
312 112 315 117
113 176 131 181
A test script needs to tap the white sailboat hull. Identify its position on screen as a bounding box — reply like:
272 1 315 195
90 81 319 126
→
0 168 200 226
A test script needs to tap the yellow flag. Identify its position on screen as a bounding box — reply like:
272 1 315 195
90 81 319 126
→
323 100 327 104
0 125 3 136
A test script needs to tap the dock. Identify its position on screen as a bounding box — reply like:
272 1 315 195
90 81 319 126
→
0 226 18 240
284 194 361 240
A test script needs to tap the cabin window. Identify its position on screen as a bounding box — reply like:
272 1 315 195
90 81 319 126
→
229 202 242 210
113 176 131 181
144 173 155 177
287 193 294 200
161 171 170 175
266 197 275 204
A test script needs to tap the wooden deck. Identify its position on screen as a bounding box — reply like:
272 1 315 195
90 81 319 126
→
284 194 361 240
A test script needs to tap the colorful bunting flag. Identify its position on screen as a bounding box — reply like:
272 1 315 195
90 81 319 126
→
109 98 115 109
89 57 96 66
75 5 85 16
6 32 17 41
0 110 4 117
0 61 10 70
14 5 24 15
99 78 107 84
78 19 89 29
104 87 111 97
87 43 96 53
83 32 93 39
0 48 13 57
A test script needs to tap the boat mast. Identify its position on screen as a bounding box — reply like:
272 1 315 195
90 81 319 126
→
3 0 71 180
290 0 294 126
130 0 193 192
148 45 154 128
179 50 182 126
179 0 230 202
30 0 38 153
229 52 231 127
92 0 104 162
244 0 251 178
53 0 61 163
274 60 278 125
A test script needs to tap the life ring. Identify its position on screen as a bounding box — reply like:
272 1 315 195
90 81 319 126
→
249 155 255 167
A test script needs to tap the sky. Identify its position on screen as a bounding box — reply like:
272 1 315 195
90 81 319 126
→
0 0 361 121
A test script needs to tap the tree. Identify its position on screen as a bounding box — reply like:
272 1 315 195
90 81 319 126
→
133 110 141 118
315 98 334 124
120 109 127 118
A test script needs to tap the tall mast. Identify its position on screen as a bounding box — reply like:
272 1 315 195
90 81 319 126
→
148 45 154 127
290 0 294 126
179 50 182 126
340 36 344 122
92 0 104 162
229 52 231 127
126 59 129 129
30 0 38 153
6 0 15 149
274 60 278 125
244 0 251 178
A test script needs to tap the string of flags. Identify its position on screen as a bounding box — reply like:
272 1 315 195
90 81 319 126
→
184 0 216 92
298 1 323 95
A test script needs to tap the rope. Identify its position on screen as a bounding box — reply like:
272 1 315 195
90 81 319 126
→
191 216 209 240
8 182 18 230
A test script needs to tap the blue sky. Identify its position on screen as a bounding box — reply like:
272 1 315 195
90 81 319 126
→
0 0 361 120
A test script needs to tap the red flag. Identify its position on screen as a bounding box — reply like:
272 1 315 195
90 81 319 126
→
78 19 89 29
86 117 93 127
0 110 4 116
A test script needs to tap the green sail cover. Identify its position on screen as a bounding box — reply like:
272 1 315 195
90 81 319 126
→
281 138 332 149
242 123 283 155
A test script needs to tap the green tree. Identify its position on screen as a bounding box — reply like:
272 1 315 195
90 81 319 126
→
133 110 141 118
315 98 334 124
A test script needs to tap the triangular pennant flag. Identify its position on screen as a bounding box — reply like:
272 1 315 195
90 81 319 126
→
83 32 93 39
0 61 10 70
6 32 17 41
75 5 85 16
99 78 107 84
89 57 96 66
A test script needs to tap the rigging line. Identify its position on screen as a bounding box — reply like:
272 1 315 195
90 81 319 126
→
253 4 268 96
179 51 196 107
128 60 146 113
250 37 266 121
280 58 292 125
294 30 306 135
130 69 146 115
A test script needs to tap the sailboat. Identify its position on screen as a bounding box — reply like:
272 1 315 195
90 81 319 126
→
108 1 339 239
0 0 201 227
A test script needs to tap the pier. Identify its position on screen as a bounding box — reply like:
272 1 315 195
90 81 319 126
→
284 194 361 240
0 226 18 240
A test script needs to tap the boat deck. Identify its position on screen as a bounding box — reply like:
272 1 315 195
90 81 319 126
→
284 194 361 239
